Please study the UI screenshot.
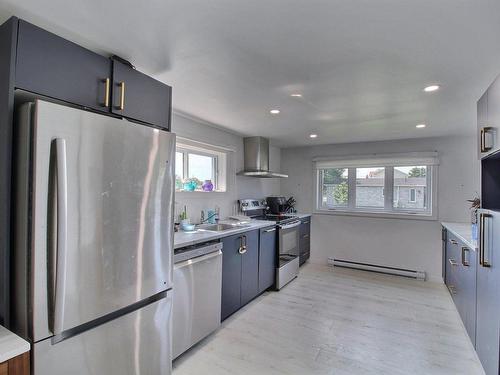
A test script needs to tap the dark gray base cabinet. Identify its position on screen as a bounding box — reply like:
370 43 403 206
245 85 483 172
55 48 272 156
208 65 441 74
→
221 230 259 320
258 226 277 293
299 217 311 266
443 223 500 375
444 231 477 346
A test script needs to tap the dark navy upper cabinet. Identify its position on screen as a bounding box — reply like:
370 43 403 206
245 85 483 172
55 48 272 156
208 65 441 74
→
221 233 243 321
258 226 277 293
111 60 171 130
240 230 260 306
16 20 111 112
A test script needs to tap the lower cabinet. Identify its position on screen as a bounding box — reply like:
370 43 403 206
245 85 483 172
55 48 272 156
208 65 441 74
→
258 226 277 293
0 352 30 375
221 230 259 320
444 232 476 345
299 217 311 266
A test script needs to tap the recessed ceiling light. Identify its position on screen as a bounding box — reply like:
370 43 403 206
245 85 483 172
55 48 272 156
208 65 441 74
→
416 124 426 128
309 133 318 138
424 85 440 92
270 109 280 114
290 93 302 97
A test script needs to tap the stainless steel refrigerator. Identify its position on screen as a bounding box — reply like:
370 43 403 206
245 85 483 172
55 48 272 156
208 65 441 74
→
12 99 176 374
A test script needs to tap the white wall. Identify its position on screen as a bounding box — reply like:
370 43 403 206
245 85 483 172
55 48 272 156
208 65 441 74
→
280 135 480 282
171 113 281 223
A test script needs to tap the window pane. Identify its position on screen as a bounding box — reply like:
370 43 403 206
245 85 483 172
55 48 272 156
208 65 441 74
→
320 168 348 207
393 166 427 210
188 153 214 190
175 152 184 190
356 167 385 208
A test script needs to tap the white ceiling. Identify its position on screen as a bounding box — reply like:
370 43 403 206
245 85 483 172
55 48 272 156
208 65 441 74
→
1 0 500 147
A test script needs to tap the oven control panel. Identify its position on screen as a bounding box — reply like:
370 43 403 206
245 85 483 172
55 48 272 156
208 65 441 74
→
239 199 267 211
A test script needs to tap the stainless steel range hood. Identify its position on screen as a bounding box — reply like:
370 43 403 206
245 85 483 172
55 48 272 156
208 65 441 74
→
237 137 288 178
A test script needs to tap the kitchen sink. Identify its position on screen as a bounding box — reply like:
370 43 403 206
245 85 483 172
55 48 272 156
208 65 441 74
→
197 223 250 232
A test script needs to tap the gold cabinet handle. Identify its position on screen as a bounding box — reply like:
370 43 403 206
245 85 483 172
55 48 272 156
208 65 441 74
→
117 81 125 110
480 127 493 153
238 235 247 254
479 213 492 267
480 128 485 152
102 78 110 107
461 247 470 267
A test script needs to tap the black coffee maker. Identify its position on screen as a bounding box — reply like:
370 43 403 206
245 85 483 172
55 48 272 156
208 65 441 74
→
266 196 296 214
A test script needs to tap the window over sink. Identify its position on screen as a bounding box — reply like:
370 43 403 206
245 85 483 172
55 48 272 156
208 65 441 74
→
175 139 228 192
315 153 438 219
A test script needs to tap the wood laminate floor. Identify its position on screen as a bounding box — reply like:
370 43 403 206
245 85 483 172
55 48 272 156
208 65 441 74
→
173 264 484 375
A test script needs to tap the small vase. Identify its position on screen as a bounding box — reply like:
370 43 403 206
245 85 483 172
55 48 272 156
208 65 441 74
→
183 182 196 191
202 180 214 192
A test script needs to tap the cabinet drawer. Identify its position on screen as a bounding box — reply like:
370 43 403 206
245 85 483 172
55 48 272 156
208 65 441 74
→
445 233 461 288
16 20 111 112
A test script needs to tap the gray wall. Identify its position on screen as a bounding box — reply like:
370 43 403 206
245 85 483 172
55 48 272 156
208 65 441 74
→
171 112 281 223
280 135 479 282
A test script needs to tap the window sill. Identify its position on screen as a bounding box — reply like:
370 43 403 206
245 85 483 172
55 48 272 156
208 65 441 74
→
176 190 227 196
314 208 437 221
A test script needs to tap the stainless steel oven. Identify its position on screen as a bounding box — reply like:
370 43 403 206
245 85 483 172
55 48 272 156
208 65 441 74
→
276 219 301 289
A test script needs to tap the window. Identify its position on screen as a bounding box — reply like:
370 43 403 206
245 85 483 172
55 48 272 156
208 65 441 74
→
320 168 348 208
315 153 437 217
175 141 227 192
356 167 385 208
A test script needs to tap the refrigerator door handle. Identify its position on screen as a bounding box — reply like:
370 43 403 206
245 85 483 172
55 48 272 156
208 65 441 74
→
479 212 492 268
49 138 69 335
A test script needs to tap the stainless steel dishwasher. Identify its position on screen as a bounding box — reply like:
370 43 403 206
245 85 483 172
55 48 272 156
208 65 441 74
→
172 241 223 359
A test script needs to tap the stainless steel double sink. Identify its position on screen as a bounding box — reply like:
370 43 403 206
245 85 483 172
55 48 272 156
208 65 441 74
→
196 223 251 232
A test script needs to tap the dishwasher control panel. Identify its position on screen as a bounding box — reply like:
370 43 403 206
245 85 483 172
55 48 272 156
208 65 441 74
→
174 240 222 264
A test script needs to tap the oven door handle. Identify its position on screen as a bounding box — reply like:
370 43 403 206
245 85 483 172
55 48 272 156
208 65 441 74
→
279 220 301 230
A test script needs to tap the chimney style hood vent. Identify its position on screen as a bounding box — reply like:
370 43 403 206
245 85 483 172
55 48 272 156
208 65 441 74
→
237 137 288 178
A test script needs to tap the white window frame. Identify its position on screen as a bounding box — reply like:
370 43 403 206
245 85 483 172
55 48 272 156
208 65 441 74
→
175 139 228 193
313 153 438 220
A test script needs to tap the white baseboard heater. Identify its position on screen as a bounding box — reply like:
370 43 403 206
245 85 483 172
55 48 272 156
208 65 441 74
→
328 258 426 280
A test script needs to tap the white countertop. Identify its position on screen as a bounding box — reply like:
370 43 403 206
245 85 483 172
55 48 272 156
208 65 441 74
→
0 326 30 363
174 214 312 249
441 222 476 250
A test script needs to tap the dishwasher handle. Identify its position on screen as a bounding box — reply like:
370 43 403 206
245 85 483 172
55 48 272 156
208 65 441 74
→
174 250 222 269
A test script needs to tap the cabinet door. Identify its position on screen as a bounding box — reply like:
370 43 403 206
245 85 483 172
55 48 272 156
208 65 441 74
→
258 227 277 293
481 78 500 158
240 230 260 307
111 60 171 130
299 218 311 266
445 233 460 294
476 210 500 375
221 234 242 321
478 92 489 158
459 246 477 346
16 20 111 112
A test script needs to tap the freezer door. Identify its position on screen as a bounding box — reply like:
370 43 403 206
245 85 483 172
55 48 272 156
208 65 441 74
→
28 100 175 341
34 293 172 375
